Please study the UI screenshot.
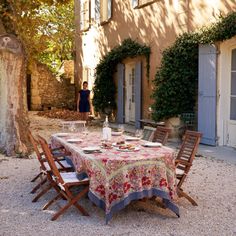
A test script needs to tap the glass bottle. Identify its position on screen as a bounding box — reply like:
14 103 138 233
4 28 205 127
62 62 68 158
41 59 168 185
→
103 115 109 127
102 116 111 141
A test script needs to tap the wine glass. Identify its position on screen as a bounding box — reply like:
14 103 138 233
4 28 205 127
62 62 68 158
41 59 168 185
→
135 129 143 139
69 123 76 133
82 126 89 136
118 124 124 133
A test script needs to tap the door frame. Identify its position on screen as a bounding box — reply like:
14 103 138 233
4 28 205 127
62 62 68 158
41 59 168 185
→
227 46 236 147
218 37 236 147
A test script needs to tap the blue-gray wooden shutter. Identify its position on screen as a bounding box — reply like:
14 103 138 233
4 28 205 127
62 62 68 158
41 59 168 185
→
198 45 217 145
107 0 112 20
132 0 138 8
117 63 124 123
135 61 142 128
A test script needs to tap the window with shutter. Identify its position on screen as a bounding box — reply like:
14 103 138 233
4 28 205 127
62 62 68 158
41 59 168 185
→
80 0 90 31
100 0 112 23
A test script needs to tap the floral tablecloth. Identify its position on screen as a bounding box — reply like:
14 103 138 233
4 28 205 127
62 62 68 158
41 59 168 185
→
51 132 179 223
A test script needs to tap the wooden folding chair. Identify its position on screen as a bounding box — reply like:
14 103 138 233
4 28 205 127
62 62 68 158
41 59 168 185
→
142 126 156 141
28 130 70 184
38 135 89 221
175 130 202 206
152 126 171 145
28 131 73 202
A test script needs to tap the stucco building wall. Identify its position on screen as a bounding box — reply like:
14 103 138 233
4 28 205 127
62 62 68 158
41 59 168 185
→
75 0 236 119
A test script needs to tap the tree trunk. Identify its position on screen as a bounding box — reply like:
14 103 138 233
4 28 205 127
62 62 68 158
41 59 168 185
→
74 0 82 106
0 34 30 156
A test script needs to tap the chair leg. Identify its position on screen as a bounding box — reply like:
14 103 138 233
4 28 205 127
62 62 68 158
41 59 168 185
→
70 187 89 216
30 172 43 182
30 178 47 194
43 193 62 210
177 188 198 206
51 186 89 221
32 184 52 203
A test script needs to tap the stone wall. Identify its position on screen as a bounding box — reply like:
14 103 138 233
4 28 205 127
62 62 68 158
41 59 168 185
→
58 60 74 83
29 62 75 111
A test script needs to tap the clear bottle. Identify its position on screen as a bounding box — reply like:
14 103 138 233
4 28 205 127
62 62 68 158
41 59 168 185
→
102 116 111 141
103 115 109 128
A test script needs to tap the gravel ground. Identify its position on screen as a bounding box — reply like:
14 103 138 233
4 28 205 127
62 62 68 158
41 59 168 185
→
0 112 236 236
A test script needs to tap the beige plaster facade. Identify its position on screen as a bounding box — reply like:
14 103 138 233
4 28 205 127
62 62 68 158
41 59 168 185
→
75 0 236 122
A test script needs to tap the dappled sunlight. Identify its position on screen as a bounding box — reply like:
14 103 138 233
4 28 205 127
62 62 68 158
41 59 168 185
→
76 0 236 118
189 0 236 29
79 0 236 69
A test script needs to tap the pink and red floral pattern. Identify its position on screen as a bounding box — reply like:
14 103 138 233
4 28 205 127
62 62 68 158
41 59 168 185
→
51 132 178 220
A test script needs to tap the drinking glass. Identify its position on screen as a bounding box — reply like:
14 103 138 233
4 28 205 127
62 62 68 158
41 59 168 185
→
82 126 89 136
69 123 76 133
118 124 124 133
135 129 143 139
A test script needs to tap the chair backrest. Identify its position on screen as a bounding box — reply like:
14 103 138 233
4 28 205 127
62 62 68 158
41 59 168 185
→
27 130 47 170
152 126 171 145
142 126 156 141
176 130 202 187
37 135 64 185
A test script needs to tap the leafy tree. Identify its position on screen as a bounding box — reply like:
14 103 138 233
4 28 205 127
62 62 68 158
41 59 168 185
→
0 0 74 72
151 33 199 121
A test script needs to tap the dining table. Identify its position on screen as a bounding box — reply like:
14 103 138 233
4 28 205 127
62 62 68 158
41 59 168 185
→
51 131 180 223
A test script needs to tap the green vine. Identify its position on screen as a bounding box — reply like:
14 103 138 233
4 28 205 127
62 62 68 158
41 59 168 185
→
152 12 236 121
93 38 150 113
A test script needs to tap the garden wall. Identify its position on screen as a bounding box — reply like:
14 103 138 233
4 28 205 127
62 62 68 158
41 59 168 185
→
29 61 75 110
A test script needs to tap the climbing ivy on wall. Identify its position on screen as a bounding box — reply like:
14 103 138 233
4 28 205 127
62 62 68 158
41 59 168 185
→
152 12 236 121
93 38 150 113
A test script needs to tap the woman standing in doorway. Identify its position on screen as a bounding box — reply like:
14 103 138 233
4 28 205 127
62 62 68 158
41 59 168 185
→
77 81 91 121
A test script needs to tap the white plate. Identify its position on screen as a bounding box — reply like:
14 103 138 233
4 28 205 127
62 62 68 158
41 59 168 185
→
142 142 162 147
125 136 141 141
111 131 123 136
67 138 83 143
116 147 140 152
82 146 101 152
55 133 70 137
